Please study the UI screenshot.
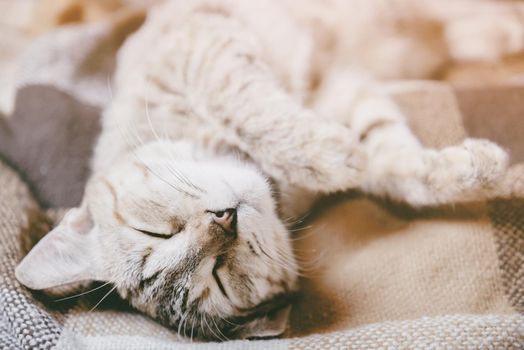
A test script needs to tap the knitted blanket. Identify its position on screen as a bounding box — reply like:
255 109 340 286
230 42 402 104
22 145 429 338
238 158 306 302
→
1 1 523 349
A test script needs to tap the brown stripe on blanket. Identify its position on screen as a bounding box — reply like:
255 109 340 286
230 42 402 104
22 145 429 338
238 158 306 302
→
489 197 524 313
456 85 524 165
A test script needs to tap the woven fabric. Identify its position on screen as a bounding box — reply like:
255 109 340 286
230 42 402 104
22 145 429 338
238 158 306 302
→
0 162 62 350
289 315 524 350
490 199 524 314
52 315 524 350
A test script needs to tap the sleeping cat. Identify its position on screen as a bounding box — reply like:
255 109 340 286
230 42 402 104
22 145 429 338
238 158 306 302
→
15 0 509 340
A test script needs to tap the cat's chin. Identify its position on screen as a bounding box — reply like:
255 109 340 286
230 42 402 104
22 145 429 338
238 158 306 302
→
153 294 296 341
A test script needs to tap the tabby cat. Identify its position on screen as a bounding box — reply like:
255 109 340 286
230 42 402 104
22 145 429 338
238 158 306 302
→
16 0 508 340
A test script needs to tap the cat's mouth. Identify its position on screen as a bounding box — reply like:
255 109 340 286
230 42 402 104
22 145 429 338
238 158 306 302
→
212 254 229 298
211 253 297 318
147 250 297 340
233 291 297 321
212 254 297 317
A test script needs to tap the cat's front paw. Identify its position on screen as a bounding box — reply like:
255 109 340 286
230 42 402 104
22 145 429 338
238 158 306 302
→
360 137 508 206
461 138 509 185
429 138 509 203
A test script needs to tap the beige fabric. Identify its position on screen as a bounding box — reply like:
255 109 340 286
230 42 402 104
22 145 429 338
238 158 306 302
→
289 314 524 350
385 81 467 148
1 1 524 349
289 199 514 336
489 198 524 316
0 162 63 349
457 85 524 165
54 315 524 349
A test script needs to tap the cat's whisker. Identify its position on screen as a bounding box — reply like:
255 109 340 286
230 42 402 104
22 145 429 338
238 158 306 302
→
290 247 326 259
116 119 145 152
304 248 329 268
198 313 204 339
283 211 312 226
209 302 241 327
288 230 318 242
274 254 303 272
202 313 223 341
89 285 118 312
288 225 313 233
106 75 114 101
208 313 229 341
161 144 204 193
165 157 206 193
144 81 161 142
164 162 205 194
254 247 305 277
286 218 308 226
118 122 201 204
184 314 193 339
115 108 201 199
257 242 322 276
190 317 195 343
157 131 205 193
143 77 206 194
275 260 300 274
208 316 228 342
281 247 318 262
257 249 300 274
287 249 328 274
132 150 199 199
53 282 112 302
278 239 325 264
145 100 194 190
283 243 330 276
108 76 169 198
288 223 328 242
177 309 190 338
182 316 190 340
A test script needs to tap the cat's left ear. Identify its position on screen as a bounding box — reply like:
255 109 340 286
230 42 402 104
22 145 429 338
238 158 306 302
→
234 305 291 339
15 206 106 290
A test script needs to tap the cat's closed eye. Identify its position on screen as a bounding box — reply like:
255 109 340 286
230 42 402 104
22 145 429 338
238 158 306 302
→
133 228 172 239
132 224 184 239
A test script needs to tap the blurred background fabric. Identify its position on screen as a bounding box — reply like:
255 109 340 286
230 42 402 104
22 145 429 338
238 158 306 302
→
0 1 523 349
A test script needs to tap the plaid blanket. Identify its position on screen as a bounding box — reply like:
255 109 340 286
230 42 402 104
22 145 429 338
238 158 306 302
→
0 2 523 349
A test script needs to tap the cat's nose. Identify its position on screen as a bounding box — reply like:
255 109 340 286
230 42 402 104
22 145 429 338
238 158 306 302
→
212 208 237 235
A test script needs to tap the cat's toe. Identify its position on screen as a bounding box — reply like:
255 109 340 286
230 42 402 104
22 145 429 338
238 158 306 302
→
462 138 509 184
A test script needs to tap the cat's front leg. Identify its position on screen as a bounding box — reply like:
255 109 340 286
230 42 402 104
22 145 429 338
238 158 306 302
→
314 68 508 206
238 110 366 194
216 81 367 194
160 14 366 194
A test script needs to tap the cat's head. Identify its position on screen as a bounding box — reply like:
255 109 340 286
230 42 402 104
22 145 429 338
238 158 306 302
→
16 140 298 340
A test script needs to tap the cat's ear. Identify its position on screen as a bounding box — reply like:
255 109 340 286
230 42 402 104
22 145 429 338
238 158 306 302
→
234 305 291 339
15 207 106 290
